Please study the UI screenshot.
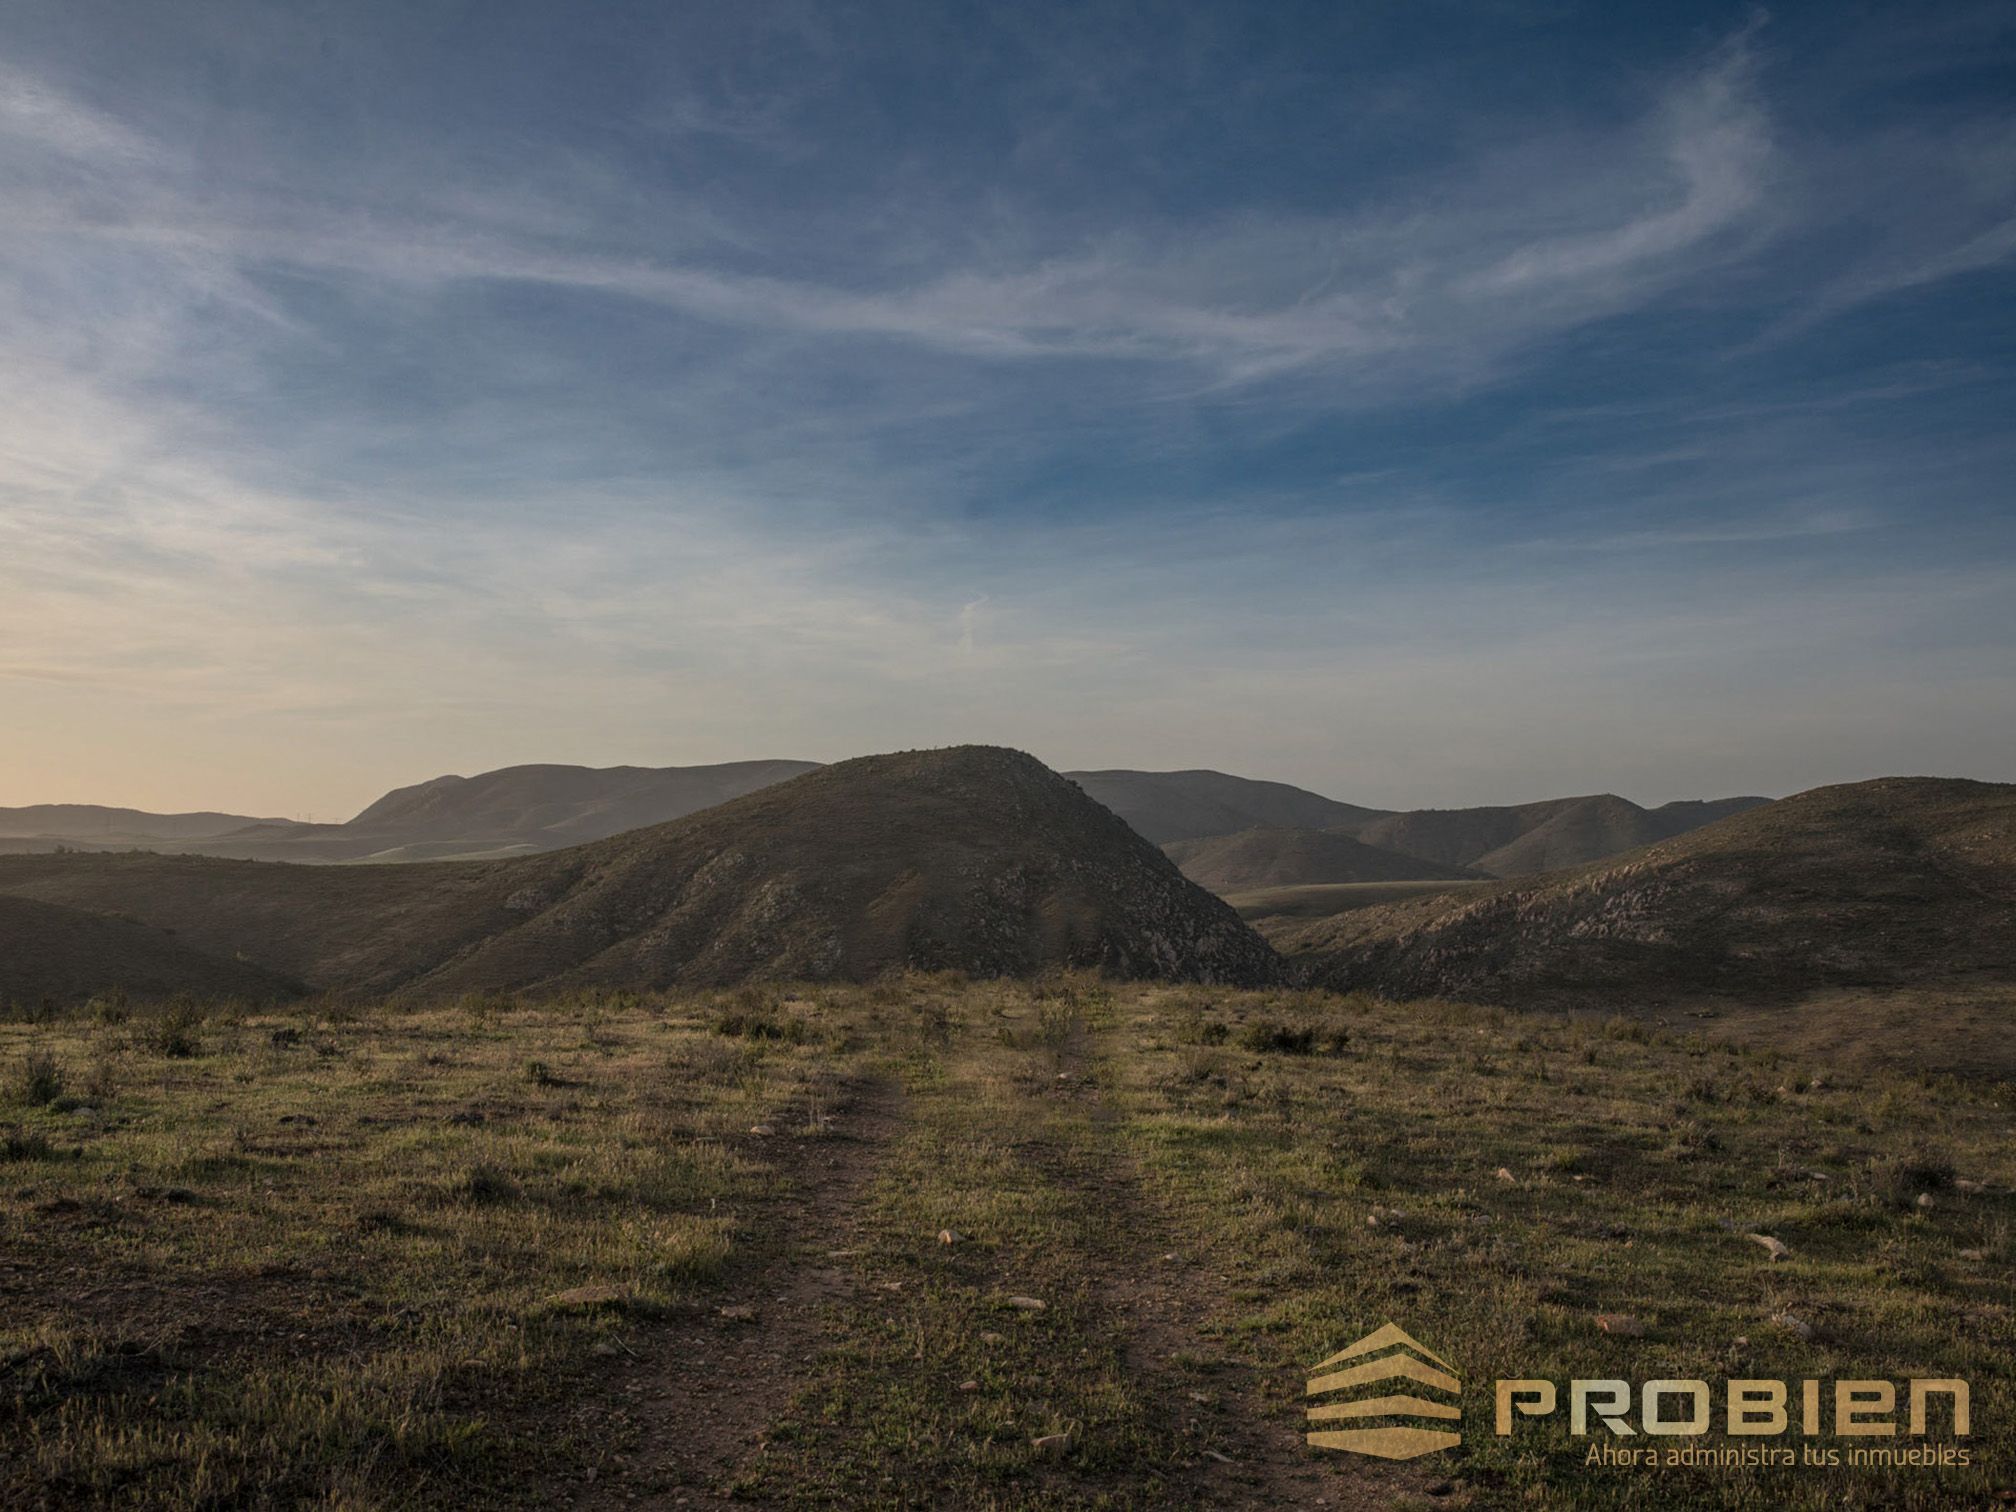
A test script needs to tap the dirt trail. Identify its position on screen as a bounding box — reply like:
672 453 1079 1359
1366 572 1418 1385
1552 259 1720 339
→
557 1075 905 1509
1053 1019 1460 1510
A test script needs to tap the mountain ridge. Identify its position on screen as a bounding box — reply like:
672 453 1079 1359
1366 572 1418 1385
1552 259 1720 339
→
0 747 1278 999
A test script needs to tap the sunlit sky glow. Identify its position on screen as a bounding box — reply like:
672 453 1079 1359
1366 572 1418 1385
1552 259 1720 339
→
2 1 2012 819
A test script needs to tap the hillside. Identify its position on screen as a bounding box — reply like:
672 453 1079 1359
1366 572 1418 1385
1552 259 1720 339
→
1345 793 1770 876
1280 776 2016 1015
1063 769 1387 844
1161 825 1477 893
0 748 1278 995
0 895 299 1005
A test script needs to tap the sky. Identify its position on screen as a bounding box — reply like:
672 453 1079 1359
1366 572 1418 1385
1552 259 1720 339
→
1 1 2013 820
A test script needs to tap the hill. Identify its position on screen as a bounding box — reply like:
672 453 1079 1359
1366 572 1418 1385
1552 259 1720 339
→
1280 777 2016 1018
0 895 299 1005
1063 769 1387 844
1345 793 1770 876
0 763 822 863
1161 825 1478 893
0 804 297 846
0 748 1279 994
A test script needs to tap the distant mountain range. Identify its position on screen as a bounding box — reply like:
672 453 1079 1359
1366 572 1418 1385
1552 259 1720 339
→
1346 794 1771 877
1275 775 2016 1020
0 748 1276 1001
4 754 2011 1079
1160 826 1481 892
1063 769 1387 843
0 761 1771 884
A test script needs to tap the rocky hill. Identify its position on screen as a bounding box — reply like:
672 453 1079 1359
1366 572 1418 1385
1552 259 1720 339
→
1279 777 2016 1007
0 748 1279 997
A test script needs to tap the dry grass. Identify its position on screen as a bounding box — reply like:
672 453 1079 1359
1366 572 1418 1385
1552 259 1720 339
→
1 981 2008 1509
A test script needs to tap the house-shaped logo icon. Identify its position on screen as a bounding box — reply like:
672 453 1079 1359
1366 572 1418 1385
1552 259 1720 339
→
1305 1321 1462 1460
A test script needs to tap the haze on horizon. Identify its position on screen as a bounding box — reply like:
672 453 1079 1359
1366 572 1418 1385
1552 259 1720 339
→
2 1 2013 821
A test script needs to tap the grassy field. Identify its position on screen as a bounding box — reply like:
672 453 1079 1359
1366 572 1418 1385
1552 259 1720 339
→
2 982 2008 1508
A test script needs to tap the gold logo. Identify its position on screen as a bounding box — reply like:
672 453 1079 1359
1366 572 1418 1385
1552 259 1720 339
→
1306 1321 1462 1460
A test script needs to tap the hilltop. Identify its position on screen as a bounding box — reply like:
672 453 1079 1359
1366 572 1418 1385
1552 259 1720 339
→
1345 793 1770 877
0 748 1277 999
1278 777 2016 1056
1161 825 1478 893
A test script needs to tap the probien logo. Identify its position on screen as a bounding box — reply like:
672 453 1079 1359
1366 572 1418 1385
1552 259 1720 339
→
1499 1377 1974 1468
1305 1321 1974 1472
1304 1322 1463 1461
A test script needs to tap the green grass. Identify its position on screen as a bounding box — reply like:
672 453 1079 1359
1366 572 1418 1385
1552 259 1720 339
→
0 982 2007 1508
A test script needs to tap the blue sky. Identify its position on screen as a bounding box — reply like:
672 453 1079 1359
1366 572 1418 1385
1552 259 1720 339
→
1 1 2012 817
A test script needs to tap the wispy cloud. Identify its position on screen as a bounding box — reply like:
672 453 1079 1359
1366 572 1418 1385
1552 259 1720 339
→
0 8 2011 814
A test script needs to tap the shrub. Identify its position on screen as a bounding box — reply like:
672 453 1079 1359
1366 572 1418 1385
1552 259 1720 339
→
138 999 204 1058
712 1011 808 1044
462 1164 520 1204
11 1050 63 1107
2 1126 55 1161
1240 1020 1318 1055
1872 1149 1955 1207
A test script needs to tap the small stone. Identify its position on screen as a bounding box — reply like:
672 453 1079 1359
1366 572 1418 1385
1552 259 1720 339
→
1774 1311 1814 1340
1495 1167 1516 1183
748 1125 775 1137
980 1331 1005 1344
1203 1448 1233 1463
938 1228 963 1246
717 1304 759 1323
1596 1313 1644 1337
1955 1179 1986 1195
1916 1193 1935 1211
1957 1248 1987 1261
1004 1296 1047 1312
1030 1432 1072 1458
957 1379 979 1392
1745 1233 1792 1262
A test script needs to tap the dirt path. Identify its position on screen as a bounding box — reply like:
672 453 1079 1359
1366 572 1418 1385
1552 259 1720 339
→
1055 1018 1461 1511
556 1075 905 1509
